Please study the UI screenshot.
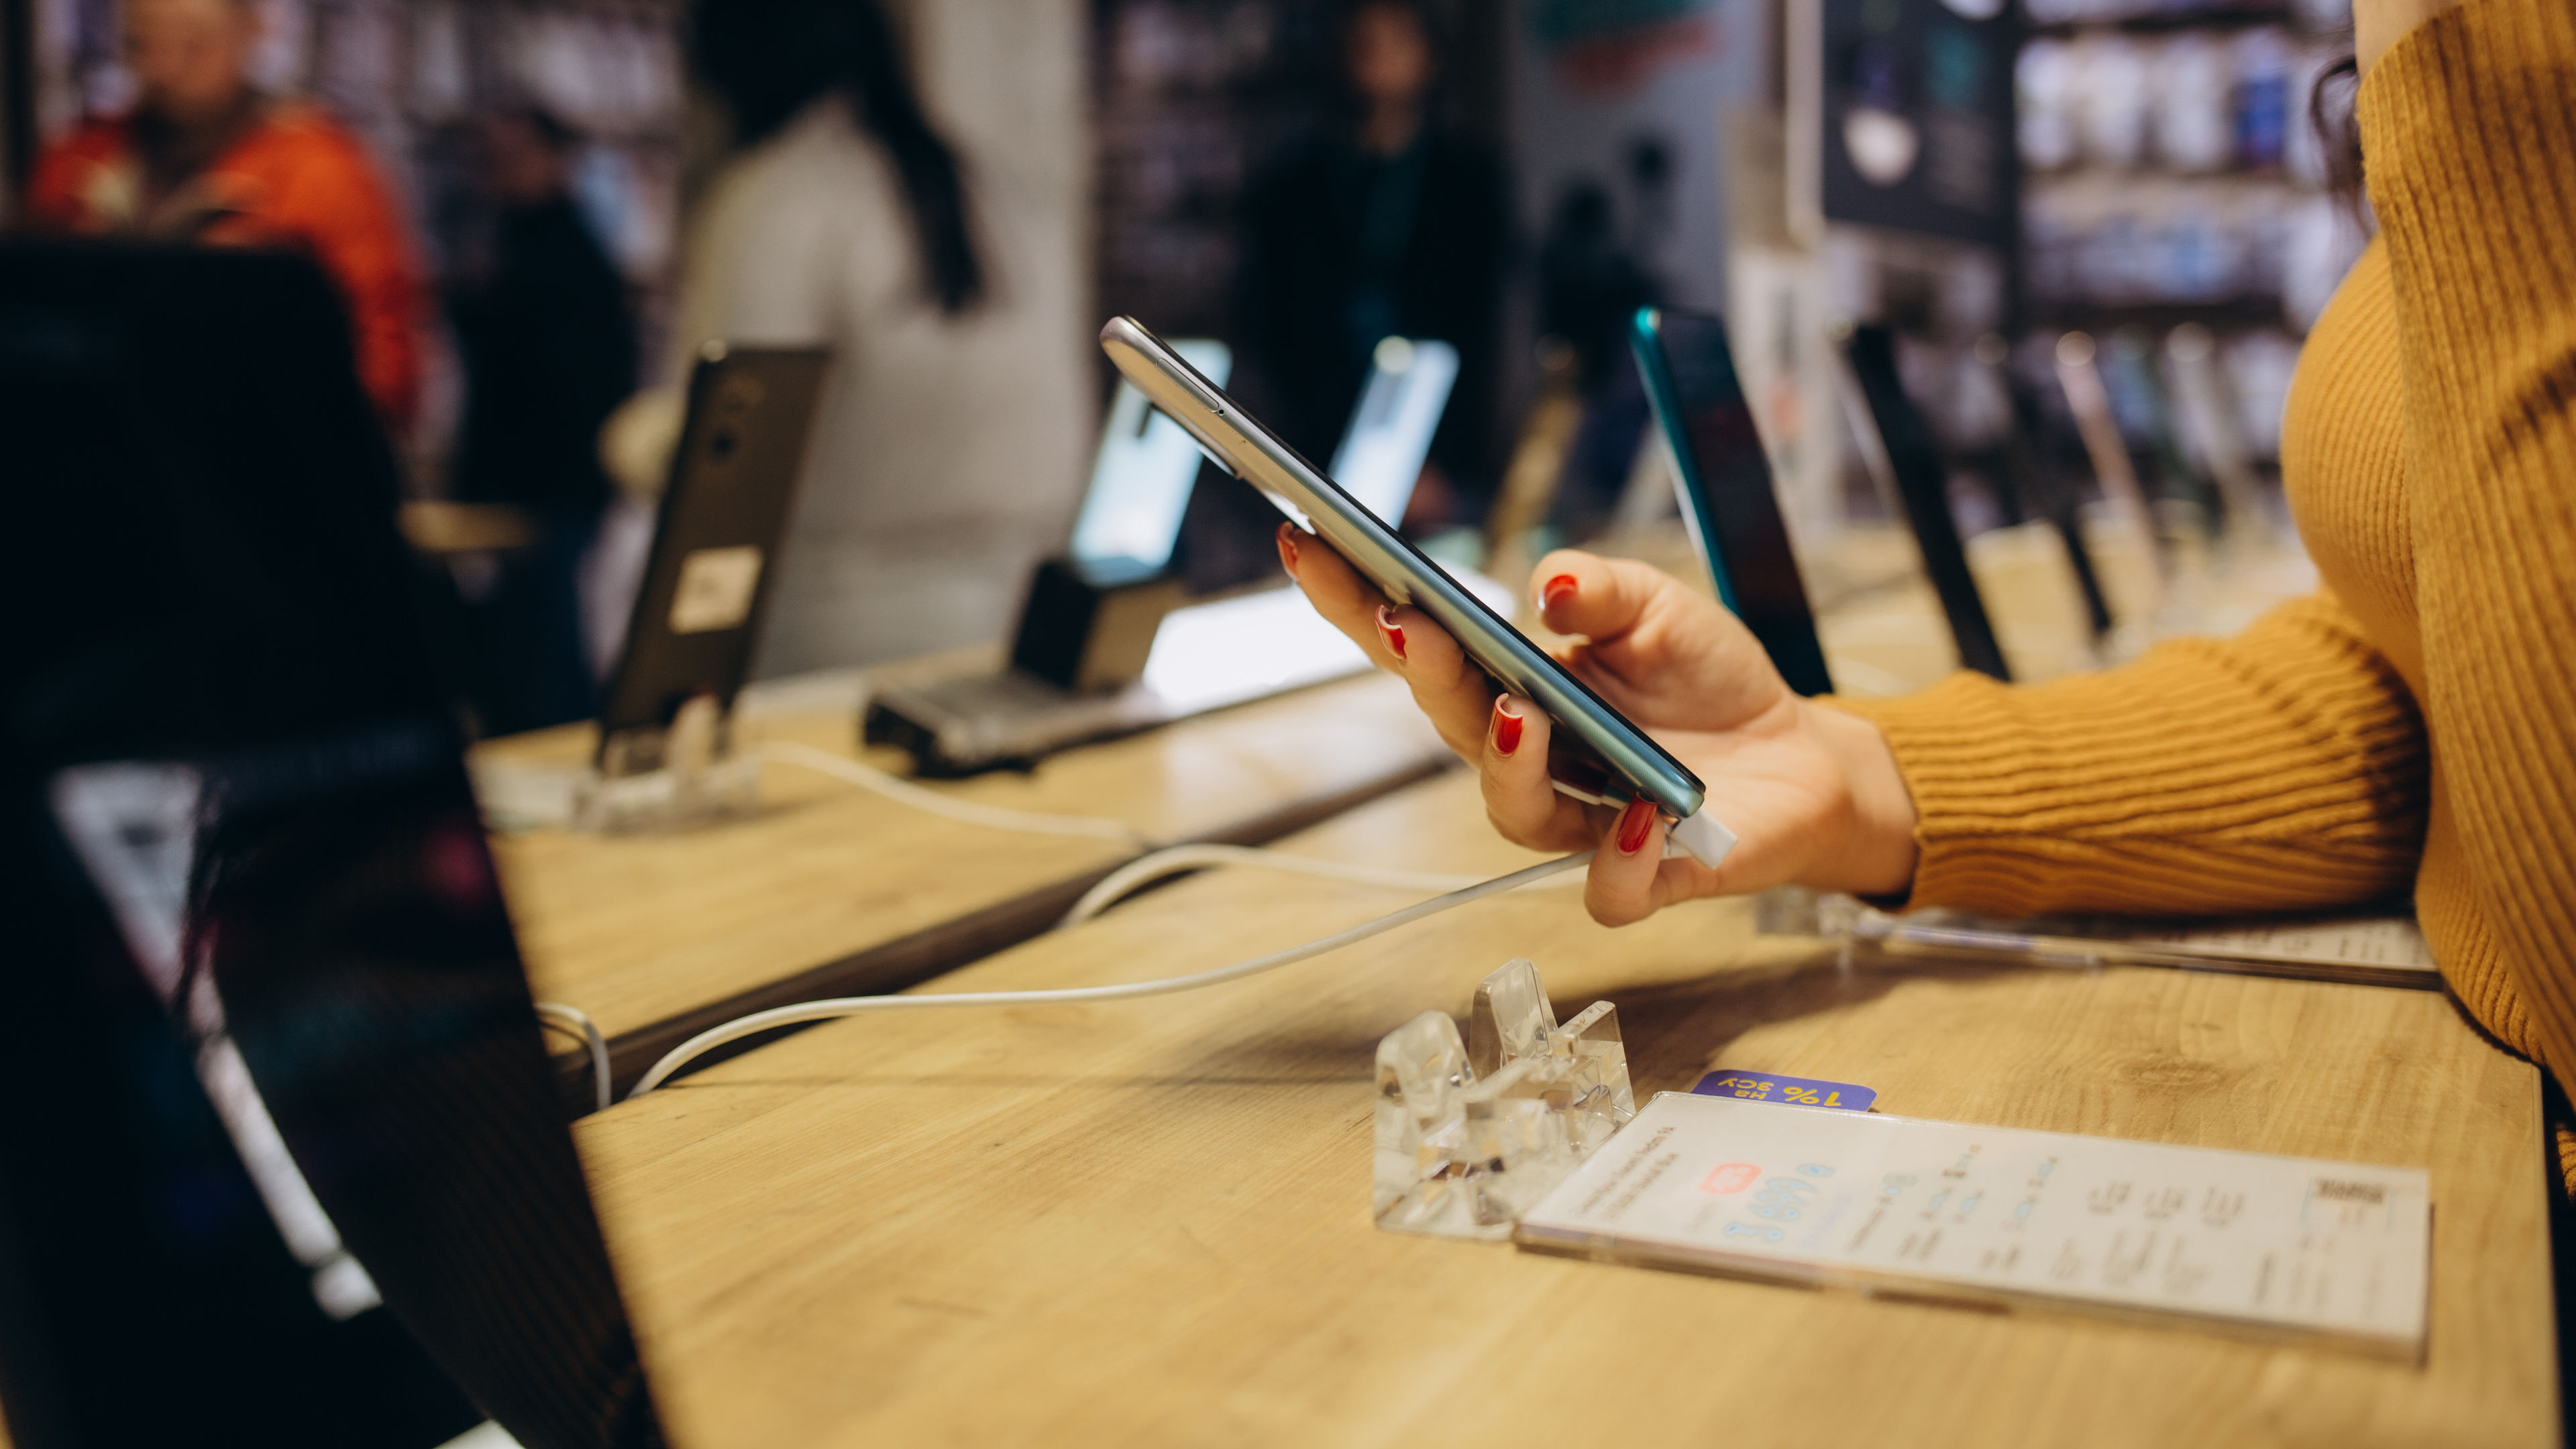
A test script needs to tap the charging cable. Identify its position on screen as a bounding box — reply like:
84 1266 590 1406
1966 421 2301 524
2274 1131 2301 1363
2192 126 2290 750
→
757 739 1150 845
534 1002 612 1114
759 740 1570 926
623 849 1595 1100
1059 842 1589 929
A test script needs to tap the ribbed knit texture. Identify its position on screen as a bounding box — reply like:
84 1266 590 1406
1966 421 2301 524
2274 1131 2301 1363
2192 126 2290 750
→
1837 0 2576 1092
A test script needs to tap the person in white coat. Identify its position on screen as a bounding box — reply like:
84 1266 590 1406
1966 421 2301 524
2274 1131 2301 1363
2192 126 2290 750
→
627 0 1090 676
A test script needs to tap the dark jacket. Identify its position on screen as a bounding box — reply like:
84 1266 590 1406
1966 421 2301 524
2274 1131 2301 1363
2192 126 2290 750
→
447 197 637 513
1233 127 1511 506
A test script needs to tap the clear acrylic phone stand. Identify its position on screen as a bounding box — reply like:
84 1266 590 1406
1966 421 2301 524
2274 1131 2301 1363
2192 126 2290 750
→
571 694 761 833
1373 958 1635 1241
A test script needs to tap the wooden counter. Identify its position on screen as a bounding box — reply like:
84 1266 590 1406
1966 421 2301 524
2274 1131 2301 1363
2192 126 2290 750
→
572 769 2553 1448
476 667 1450 1096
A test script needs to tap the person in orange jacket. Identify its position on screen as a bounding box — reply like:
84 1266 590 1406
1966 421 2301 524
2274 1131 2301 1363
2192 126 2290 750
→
22 0 427 434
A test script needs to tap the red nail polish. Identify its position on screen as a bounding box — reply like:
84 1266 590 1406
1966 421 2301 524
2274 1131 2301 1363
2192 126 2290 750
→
1491 698 1523 756
1615 796 1657 854
1375 605 1407 660
1275 523 1299 572
1542 574 1579 613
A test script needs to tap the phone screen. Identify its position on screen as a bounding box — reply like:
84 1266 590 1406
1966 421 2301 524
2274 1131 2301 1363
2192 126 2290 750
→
1328 335 1458 524
1633 308 1835 698
1069 338 1232 572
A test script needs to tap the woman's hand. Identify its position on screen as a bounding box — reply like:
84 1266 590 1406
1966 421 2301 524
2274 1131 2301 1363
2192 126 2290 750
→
1275 523 1919 924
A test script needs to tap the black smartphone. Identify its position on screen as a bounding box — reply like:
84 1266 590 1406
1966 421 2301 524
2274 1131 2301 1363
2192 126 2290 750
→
1841 324 2012 682
597 343 830 757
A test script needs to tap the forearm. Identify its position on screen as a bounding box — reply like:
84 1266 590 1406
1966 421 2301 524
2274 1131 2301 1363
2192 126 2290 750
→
1826 595 2428 918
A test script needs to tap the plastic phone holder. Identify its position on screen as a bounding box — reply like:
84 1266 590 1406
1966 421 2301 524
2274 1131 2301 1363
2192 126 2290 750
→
1010 555 1188 693
572 692 761 833
1373 958 1635 1241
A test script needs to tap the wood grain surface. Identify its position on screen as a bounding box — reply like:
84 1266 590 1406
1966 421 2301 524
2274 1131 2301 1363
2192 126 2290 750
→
572 769 2553 1448
478 669 1450 1056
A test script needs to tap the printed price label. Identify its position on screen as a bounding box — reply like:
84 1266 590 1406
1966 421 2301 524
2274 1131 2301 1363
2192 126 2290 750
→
1692 1070 1877 1112
1516 1093 2430 1357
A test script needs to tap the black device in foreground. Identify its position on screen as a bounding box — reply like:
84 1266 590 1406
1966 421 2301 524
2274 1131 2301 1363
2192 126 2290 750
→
1629 307 1836 697
1840 324 2012 682
0 241 666 1449
597 342 830 773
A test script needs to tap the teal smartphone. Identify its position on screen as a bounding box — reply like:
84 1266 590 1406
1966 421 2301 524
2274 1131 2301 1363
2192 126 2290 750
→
1629 307 1835 697
1101 315 1731 863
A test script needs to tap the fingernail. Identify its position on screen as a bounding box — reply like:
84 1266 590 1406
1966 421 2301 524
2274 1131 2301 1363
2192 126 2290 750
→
1541 574 1579 614
1615 796 1657 854
1491 696 1523 756
1375 604 1407 661
1275 523 1299 572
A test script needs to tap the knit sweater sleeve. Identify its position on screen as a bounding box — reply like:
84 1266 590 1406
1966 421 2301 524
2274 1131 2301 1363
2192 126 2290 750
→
1829 592 2428 918
2364 0 2576 1067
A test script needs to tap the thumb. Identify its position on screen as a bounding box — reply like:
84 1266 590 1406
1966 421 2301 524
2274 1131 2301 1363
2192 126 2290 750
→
1529 550 1672 644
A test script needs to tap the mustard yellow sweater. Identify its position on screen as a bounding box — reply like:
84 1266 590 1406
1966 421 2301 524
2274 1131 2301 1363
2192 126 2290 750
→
1846 0 2576 1111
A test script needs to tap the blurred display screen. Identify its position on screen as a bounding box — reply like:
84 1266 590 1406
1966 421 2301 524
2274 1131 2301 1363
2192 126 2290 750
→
1820 0 2015 246
1069 337 1232 572
0 241 663 1448
1328 335 1459 524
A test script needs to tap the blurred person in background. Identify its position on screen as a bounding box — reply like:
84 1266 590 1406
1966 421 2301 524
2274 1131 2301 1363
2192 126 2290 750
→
612 0 1089 674
1232 0 1510 538
445 106 640 735
19 0 427 434
1533 177 1661 542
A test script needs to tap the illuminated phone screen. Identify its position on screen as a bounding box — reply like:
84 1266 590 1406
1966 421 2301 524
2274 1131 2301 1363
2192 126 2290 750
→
1328 335 1459 524
1632 307 1835 697
1069 338 1232 572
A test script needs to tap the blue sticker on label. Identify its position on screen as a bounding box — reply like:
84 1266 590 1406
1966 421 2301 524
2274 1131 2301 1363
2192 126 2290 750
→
1690 1070 1877 1112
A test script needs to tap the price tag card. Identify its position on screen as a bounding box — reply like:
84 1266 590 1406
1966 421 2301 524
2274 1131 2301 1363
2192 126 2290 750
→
1515 1093 2429 1358
1691 1070 1876 1112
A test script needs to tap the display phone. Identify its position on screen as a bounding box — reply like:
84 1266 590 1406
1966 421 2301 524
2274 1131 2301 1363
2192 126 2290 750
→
1328 335 1459 523
1628 307 1836 697
597 343 830 770
1841 324 2012 681
1067 338 1231 574
1099 315 1733 864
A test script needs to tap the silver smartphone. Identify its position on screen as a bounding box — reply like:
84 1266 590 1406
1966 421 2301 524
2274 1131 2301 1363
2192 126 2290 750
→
1100 316 1730 862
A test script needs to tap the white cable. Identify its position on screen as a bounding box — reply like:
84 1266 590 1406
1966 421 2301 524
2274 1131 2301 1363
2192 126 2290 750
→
756 739 1150 845
1059 842 1577 929
624 849 1595 1100
534 1002 612 1115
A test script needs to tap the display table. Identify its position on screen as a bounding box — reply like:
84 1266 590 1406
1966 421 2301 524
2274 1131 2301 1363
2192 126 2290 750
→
571 767 2553 1447
476 665 1449 1097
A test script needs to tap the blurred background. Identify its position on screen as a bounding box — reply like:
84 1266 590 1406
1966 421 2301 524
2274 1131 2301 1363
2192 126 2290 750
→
0 0 2369 727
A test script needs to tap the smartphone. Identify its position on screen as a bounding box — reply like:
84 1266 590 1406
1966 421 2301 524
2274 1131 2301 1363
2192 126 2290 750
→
1841 323 2011 681
1328 335 1458 523
1068 339 1232 574
598 343 830 757
1629 307 1836 697
1099 316 1731 863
